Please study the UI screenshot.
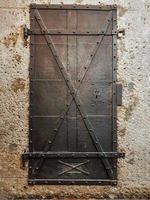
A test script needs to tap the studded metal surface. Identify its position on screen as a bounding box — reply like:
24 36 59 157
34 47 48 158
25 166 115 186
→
24 4 123 185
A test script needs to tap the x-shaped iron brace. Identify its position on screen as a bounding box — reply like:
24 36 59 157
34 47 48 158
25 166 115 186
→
58 160 90 176
32 9 114 179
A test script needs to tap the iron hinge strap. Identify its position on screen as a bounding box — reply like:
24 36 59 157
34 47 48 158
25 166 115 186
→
22 152 125 159
24 25 31 40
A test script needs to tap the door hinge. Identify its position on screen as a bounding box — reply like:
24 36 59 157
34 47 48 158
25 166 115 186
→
24 25 31 40
21 150 28 169
116 84 122 106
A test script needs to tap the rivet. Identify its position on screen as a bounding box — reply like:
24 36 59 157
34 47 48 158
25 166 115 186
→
91 54 93 57
29 141 32 144
38 18 40 20
30 128 33 131
48 141 52 144
78 79 80 82
36 167 39 170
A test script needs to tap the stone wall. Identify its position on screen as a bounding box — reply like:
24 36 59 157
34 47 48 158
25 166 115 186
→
0 0 150 199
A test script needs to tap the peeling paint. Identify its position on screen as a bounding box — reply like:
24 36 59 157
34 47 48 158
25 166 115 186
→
124 95 139 121
118 6 128 17
1 32 19 48
75 0 83 3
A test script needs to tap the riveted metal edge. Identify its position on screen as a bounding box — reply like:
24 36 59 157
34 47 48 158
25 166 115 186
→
112 8 117 179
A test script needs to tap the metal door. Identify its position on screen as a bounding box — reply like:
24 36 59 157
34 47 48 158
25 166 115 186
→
22 4 124 185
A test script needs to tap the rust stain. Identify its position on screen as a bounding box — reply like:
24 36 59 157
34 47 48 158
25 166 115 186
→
118 6 128 17
11 78 25 93
2 32 19 48
14 54 22 64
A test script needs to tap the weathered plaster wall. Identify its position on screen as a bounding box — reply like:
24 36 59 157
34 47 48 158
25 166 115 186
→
0 0 150 199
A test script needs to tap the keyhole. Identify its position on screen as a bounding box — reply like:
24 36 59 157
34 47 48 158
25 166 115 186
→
94 89 100 99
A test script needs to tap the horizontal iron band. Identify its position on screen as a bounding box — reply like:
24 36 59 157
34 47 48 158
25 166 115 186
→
23 152 125 159
30 4 117 11
28 30 117 36
28 178 117 185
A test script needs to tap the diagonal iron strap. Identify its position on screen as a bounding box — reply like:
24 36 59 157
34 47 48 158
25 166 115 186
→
46 11 113 148
41 11 113 150
32 9 114 179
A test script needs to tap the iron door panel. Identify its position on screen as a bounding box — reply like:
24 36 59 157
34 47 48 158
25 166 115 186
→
28 4 119 185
